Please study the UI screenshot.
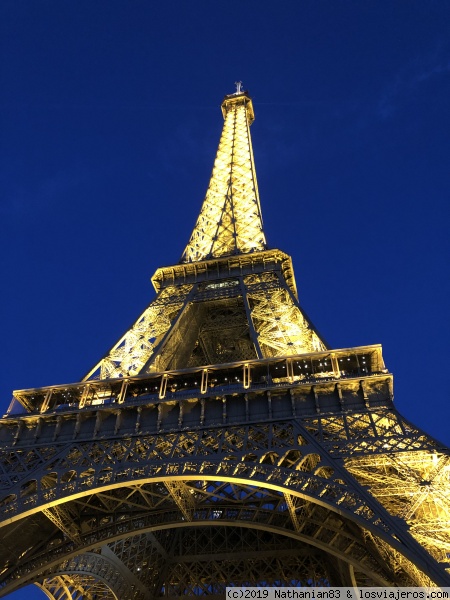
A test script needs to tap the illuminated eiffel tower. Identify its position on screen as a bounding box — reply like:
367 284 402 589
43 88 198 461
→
1 85 449 599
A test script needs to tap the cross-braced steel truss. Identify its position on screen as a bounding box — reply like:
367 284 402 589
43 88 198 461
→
0 400 449 596
181 91 266 263
1 87 449 598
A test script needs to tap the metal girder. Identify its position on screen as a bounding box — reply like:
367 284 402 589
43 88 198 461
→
42 506 80 545
164 481 195 521
345 452 450 564
83 285 194 381
181 91 266 263
283 492 302 533
38 547 159 599
243 272 326 355
40 570 118 600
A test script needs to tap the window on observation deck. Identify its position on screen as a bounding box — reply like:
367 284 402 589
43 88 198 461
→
204 279 239 290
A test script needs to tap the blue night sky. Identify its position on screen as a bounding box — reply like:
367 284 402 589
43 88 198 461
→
1 2 450 598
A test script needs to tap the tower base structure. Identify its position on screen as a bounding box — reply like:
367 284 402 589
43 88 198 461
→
1 343 450 597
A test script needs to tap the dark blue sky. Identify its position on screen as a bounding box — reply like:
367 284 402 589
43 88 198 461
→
1 2 450 597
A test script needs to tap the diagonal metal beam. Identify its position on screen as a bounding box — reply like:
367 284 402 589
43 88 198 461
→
42 506 80 545
164 481 195 521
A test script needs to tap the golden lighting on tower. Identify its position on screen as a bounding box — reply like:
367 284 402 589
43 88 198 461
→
182 89 266 262
3 86 448 597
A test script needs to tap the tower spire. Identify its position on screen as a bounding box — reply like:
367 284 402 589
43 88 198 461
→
181 87 267 263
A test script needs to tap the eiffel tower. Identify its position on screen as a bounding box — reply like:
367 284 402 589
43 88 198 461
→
1 85 449 599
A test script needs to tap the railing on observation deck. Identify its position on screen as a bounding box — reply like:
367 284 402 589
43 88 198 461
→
6 345 387 417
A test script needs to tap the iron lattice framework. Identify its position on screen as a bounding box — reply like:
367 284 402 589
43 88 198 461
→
181 91 266 263
1 88 449 599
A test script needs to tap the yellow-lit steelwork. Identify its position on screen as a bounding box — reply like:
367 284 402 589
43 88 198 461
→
82 88 325 380
346 451 450 580
83 284 193 380
0 86 449 598
244 272 326 355
182 91 266 262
